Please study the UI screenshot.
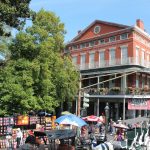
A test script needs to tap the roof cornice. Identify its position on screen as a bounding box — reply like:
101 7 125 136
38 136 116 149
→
70 20 130 43
67 27 133 46
132 26 150 40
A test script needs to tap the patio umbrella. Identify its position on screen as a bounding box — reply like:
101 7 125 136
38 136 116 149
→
55 114 87 127
82 115 100 122
99 115 105 123
113 123 129 129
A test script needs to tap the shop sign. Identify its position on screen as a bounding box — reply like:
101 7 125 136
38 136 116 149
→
128 98 150 110
17 115 29 125
29 116 38 124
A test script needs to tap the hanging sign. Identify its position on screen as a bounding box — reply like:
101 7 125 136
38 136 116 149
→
128 98 150 110
17 115 29 125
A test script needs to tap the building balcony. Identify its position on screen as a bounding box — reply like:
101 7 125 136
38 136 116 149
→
82 86 150 98
76 57 150 70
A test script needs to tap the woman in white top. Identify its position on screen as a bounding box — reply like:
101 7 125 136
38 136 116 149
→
16 128 23 148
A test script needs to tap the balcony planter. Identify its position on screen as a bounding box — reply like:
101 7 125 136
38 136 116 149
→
134 88 141 95
126 87 135 94
144 85 149 92
141 85 149 94
99 88 108 95
110 87 120 94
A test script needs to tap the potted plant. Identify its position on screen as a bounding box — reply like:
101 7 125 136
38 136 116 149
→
127 87 135 94
110 87 120 94
99 88 106 95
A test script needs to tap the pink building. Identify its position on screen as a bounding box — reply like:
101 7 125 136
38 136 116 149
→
65 19 150 120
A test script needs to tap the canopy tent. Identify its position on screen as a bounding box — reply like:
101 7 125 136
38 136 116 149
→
124 117 149 125
55 114 87 127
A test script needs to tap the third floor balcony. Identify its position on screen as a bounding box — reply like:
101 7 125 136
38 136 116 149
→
75 57 150 70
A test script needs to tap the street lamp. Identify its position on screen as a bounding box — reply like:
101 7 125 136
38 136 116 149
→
104 102 109 133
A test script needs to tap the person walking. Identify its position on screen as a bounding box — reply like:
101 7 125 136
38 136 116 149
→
18 135 36 150
16 128 23 148
109 118 114 135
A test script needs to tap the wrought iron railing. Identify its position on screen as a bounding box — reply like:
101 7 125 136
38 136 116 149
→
81 87 150 96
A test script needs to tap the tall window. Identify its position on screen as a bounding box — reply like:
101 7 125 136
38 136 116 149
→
99 51 105 67
80 54 86 69
89 53 95 68
121 46 128 64
148 77 150 88
136 74 139 88
142 76 145 88
141 50 145 66
136 47 139 64
109 75 115 88
72 56 77 64
146 53 149 67
109 48 115 66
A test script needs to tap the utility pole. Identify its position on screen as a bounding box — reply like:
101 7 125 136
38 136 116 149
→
77 74 81 116
123 73 126 123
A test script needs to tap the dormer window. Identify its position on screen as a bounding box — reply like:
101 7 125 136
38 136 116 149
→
109 36 116 42
120 33 128 40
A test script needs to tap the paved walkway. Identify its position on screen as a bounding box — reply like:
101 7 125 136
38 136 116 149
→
106 133 114 141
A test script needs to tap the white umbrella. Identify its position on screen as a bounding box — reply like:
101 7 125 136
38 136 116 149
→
59 118 79 126
113 123 129 129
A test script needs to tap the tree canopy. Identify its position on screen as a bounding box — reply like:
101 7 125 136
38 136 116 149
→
0 0 32 36
0 9 79 115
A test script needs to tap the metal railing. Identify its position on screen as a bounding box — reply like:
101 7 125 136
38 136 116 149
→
81 87 150 96
75 57 150 70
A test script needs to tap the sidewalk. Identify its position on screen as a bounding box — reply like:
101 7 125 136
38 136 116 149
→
106 133 114 141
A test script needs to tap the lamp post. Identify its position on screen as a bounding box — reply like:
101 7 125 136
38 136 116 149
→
104 102 109 133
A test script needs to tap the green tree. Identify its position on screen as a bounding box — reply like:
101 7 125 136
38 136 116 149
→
0 0 32 36
0 9 79 115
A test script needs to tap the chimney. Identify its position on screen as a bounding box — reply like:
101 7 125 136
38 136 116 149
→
78 30 81 34
136 19 144 30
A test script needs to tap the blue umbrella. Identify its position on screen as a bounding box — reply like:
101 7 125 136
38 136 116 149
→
55 114 87 127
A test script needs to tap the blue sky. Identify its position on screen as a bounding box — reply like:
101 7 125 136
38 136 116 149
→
30 0 150 43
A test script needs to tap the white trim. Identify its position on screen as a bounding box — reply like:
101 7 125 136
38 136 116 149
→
120 45 128 48
134 26 150 39
136 45 140 49
80 53 86 55
109 47 116 50
70 26 132 43
71 54 78 57
94 25 101 34
89 51 96 54
142 48 145 51
98 49 105 52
